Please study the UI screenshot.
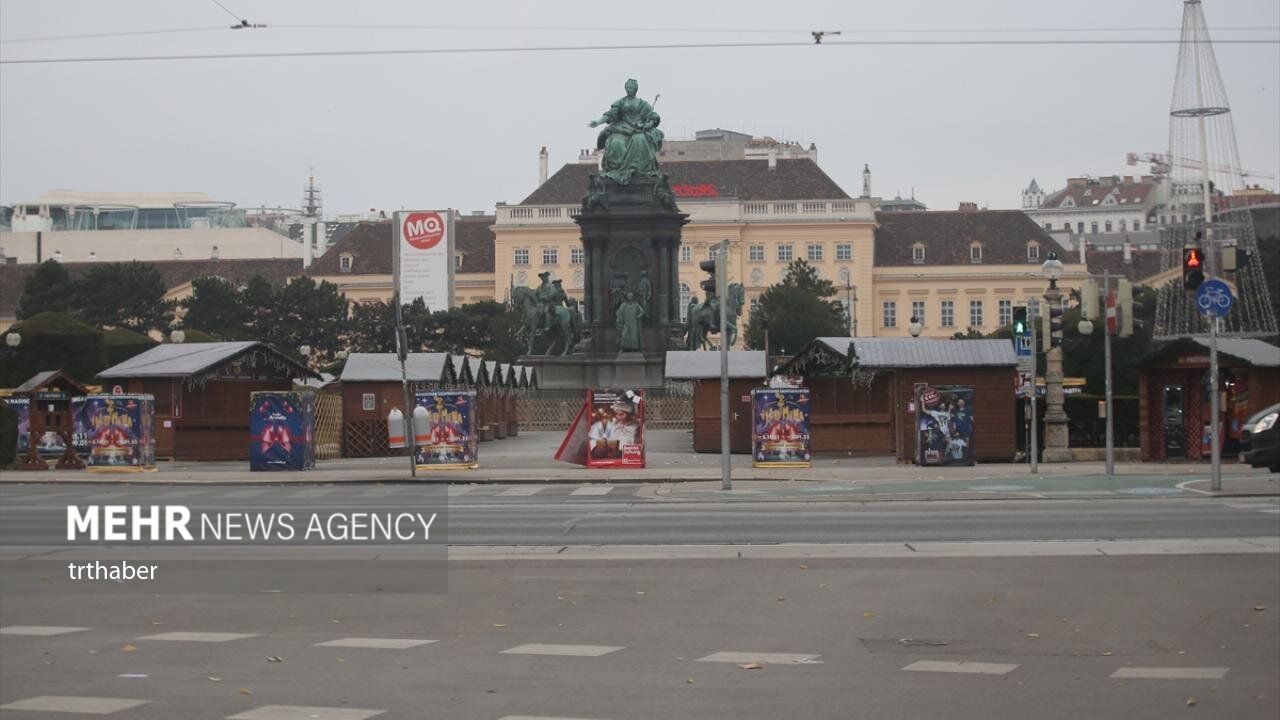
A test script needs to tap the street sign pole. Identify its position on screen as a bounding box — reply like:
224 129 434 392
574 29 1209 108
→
1103 270 1114 480
718 239 731 491
1029 298 1038 474
1210 315 1221 491
391 213 416 479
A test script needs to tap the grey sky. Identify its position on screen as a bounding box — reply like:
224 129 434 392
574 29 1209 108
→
1 0 1277 214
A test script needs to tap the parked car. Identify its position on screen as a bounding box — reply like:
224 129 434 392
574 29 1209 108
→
1240 403 1280 472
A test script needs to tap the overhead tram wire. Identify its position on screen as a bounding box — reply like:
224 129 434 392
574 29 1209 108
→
3 36 1278 66
4 23 1277 45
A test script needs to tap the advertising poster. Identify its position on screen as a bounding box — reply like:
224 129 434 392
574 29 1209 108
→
5 395 91 458
83 394 156 472
394 210 455 312
916 385 976 467
413 390 478 469
751 388 812 468
585 389 645 468
249 391 316 471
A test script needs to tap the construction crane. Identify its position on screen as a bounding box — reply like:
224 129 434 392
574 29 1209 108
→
1126 152 1275 182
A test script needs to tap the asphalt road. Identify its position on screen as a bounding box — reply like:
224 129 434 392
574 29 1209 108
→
1 486 1277 719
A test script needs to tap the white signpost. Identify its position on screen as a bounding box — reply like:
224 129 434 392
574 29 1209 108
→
393 210 456 311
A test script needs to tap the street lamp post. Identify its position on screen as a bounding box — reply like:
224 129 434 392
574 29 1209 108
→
1040 253 1072 463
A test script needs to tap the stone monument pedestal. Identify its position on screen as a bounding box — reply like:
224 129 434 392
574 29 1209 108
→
518 174 687 390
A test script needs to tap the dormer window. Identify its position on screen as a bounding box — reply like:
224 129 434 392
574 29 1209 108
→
912 244 926 264
969 243 983 263
1026 242 1040 261
1061 197 1075 208
339 253 353 272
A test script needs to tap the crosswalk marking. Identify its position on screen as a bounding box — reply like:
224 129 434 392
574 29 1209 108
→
500 643 623 657
697 651 822 665
903 660 1020 675
137 631 258 642
0 625 91 636
315 637 436 649
498 486 546 496
0 696 150 714
228 706 385 720
570 486 614 496
1110 667 1229 680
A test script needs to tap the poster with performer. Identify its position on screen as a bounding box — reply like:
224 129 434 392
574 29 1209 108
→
5 395 91 458
83 394 156 472
751 388 812 468
915 385 976 466
584 389 645 468
249 391 316 471
413 390 478 469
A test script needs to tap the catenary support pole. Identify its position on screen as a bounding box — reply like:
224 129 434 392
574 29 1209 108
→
719 239 731 491
1030 298 1039 474
1104 270 1114 479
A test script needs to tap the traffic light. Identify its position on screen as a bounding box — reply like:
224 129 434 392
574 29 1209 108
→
1182 246 1206 291
1080 279 1099 321
1117 279 1135 337
1012 306 1028 336
699 258 717 297
1040 300 1064 352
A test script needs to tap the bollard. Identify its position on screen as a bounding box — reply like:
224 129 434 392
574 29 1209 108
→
412 404 430 446
387 408 405 449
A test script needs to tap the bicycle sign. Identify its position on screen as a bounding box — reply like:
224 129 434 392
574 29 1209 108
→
1195 279 1234 317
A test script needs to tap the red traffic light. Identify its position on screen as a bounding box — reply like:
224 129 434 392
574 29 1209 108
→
1184 248 1202 268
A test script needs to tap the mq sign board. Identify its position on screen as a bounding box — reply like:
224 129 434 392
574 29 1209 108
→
394 210 455 311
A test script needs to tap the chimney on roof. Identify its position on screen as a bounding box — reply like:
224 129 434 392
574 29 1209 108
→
862 164 872 199
808 142 817 164
958 201 978 211
767 146 777 170
1123 175 1134 184
538 146 549 186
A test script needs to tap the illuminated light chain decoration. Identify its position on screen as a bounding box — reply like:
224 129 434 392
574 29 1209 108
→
1153 0 1278 339
185 348 309 388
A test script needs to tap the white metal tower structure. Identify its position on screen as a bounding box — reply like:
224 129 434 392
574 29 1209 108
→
1153 0 1278 339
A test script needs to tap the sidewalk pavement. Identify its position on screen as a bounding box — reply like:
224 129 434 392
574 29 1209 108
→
5 431 1277 498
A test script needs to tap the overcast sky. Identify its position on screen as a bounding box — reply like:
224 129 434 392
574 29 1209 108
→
1 0 1277 215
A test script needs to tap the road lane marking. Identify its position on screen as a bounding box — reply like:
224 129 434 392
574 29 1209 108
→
0 696 150 714
570 486 614 496
1110 667 1229 680
498 486 545 496
447 486 476 497
500 643 623 657
285 488 335 498
903 660 1019 675
697 651 822 665
137 631 258 642
223 489 272 498
228 706 385 720
315 637 436 649
0 625 91 636
500 716 615 720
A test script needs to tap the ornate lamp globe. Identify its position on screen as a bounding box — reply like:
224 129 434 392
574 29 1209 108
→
4 332 20 348
1078 319 1095 335
1041 252 1065 289
170 329 186 344
299 344 312 357
908 316 923 337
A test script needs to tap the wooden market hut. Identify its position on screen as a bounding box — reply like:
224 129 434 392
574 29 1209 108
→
338 352 456 457
97 342 318 461
664 350 767 453
1137 337 1280 461
13 370 91 469
776 337 1018 463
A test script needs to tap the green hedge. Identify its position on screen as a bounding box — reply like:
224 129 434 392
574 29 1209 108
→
1 312 106 388
104 327 159 368
0 401 17 466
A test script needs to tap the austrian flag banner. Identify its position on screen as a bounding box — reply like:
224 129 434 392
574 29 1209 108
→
394 209 456 311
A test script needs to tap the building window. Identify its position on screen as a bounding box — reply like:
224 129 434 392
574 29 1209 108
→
749 245 765 262
912 244 926 264
807 244 824 262
570 246 584 265
998 299 1012 326
680 245 692 263
1105 221 1113 232
969 244 983 263
911 300 925 326
542 247 558 265
1044 222 1052 231
361 393 376 411
709 245 722 260
1133 220 1140 231
1077 221 1085 234
339 254 353 272
1026 243 1040 261
882 301 897 328
941 300 955 327
750 297 761 313
777 244 793 262
678 282 692 321
836 243 852 261
1119 220 1127 232
514 248 529 266
1090 222 1099 234
969 299 984 327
